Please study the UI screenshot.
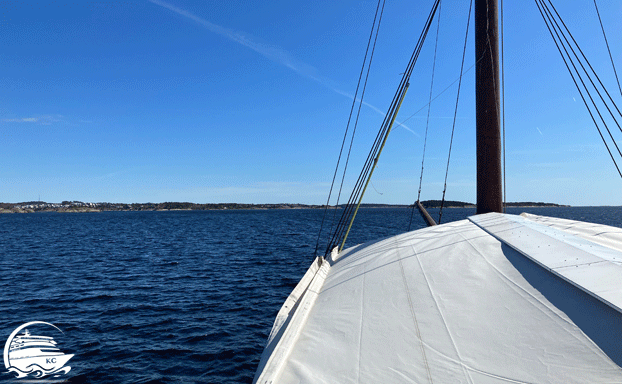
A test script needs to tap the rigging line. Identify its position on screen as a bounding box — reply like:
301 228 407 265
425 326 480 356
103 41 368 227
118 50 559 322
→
334 55 413 230
321 2 385 257
593 0 622 98
545 0 622 132
328 0 387 244
329 0 442 253
339 83 411 252
328 77 408 253
327 21 402 259
327 52 398 254
370 180 383 195
439 0 473 225
536 0 622 178
410 0 443 232
542 0 622 161
541 0 622 160
394 56 482 133
330 79 404 244
420 4 442 200
501 0 506 212
328 0 441 251
339 2 443 243
313 0 383 258
407 200 416 232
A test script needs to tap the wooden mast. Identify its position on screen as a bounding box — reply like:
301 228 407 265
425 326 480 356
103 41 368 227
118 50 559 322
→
475 0 503 214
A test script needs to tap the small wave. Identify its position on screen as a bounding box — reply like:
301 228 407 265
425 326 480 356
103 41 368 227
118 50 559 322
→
111 323 138 331
52 366 72 377
80 347 102 357
72 293 116 303
145 347 193 357
8 364 71 379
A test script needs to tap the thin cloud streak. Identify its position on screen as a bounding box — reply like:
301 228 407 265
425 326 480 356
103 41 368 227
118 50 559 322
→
149 0 419 135
2 117 39 123
332 89 386 115
149 0 319 79
331 89 418 136
1 115 62 125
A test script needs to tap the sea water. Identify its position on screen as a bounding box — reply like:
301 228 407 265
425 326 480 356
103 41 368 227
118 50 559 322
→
1 207 621 383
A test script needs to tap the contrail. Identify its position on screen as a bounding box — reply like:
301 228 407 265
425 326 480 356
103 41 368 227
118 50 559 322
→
149 0 320 81
149 0 418 135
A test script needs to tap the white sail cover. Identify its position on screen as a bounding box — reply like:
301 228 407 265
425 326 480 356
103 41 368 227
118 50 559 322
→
254 213 622 383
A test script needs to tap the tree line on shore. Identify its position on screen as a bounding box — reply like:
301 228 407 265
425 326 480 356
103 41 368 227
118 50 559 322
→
0 200 566 213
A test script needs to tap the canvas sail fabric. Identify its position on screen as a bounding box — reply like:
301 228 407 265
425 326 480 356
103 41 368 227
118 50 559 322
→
255 213 622 383
520 212 622 254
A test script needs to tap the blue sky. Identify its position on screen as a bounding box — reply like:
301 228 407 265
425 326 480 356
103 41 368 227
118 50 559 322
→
1 0 621 206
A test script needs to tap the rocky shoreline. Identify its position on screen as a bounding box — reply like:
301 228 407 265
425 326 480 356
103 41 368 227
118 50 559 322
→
0 200 568 214
0 201 329 213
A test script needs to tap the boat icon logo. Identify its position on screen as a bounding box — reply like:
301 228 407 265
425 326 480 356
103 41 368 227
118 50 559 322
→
3 321 74 379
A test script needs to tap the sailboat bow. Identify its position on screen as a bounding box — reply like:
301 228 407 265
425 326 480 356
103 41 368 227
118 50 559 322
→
253 0 622 382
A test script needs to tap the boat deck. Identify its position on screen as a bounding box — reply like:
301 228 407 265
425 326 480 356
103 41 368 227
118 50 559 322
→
254 213 622 383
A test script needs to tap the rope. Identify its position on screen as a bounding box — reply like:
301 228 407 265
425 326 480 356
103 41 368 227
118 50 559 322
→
313 0 384 258
394 57 482 133
328 0 387 242
538 1 619 161
409 0 443 232
418 0 442 202
370 180 384 195
340 83 410 251
332 1 441 251
593 0 622 98
545 0 622 136
326 0 442 254
536 0 622 178
328 2 440 253
438 0 473 225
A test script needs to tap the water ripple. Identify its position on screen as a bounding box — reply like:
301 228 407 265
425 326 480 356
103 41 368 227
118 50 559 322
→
0 207 620 382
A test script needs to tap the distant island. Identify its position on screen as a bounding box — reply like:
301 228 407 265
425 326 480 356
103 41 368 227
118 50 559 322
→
0 200 567 213
416 200 569 208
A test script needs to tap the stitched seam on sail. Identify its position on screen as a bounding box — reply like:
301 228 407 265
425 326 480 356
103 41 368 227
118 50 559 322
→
356 261 366 384
396 238 433 383
410 243 475 384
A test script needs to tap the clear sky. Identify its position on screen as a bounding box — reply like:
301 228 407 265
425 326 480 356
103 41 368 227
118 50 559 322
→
1 0 621 206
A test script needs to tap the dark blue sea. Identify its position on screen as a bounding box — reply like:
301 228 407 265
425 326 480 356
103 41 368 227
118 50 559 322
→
1 207 621 383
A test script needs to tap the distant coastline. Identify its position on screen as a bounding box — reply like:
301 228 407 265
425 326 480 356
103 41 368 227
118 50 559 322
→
0 200 568 214
416 200 570 208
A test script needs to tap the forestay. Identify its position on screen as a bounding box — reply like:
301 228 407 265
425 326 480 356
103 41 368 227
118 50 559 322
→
254 213 622 383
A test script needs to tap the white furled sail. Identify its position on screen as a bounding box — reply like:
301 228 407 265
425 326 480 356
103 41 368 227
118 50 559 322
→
254 0 622 380
254 213 622 383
